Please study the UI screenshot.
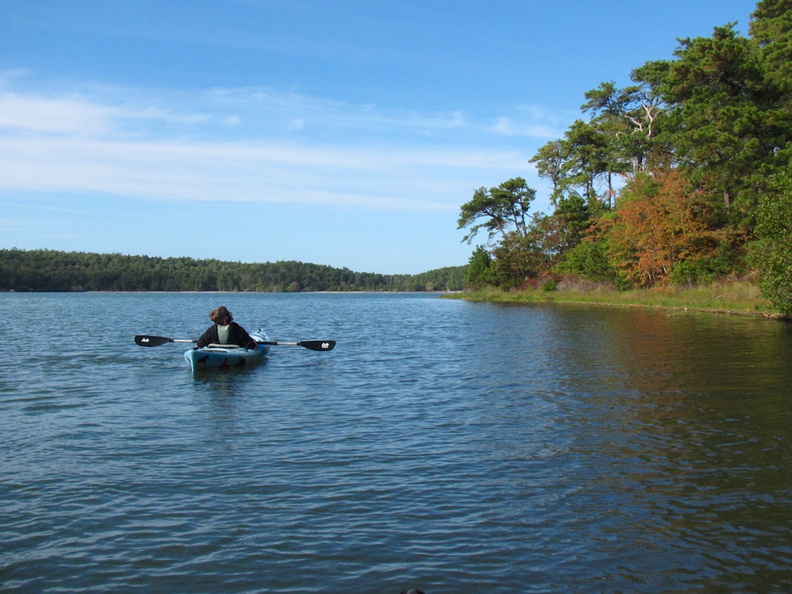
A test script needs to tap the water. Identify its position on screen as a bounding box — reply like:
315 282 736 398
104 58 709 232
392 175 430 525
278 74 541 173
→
1 292 791 592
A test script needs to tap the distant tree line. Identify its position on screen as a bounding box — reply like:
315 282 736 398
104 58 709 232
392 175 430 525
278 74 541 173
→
0 249 465 292
458 0 792 315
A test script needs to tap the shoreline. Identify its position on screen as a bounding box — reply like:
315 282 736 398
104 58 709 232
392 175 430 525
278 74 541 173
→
444 282 788 321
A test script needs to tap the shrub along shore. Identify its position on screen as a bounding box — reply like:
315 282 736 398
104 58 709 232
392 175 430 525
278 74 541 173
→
447 279 784 319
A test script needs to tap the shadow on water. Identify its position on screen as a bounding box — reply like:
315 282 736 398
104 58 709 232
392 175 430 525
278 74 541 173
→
190 358 269 383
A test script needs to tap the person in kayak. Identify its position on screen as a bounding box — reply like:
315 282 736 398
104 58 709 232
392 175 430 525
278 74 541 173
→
195 306 258 349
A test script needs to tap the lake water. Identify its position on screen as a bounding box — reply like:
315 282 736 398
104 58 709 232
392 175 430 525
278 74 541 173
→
1 292 791 592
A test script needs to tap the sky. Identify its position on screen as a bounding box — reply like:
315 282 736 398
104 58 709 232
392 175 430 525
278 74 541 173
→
0 0 759 275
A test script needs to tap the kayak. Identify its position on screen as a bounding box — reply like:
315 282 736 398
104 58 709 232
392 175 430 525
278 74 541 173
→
183 329 271 373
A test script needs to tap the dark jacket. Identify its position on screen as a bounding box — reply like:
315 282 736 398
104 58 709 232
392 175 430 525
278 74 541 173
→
196 322 257 349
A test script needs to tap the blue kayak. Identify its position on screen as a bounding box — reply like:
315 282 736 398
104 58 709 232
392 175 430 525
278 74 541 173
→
184 330 271 372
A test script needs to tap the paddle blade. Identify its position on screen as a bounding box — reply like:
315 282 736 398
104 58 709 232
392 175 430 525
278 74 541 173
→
135 335 173 347
299 340 336 351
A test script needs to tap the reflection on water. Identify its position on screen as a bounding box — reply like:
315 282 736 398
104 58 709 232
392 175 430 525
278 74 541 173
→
0 293 791 592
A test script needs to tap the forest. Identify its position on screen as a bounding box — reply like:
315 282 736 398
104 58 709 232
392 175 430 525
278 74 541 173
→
0 249 465 293
458 0 792 316
6 1 792 310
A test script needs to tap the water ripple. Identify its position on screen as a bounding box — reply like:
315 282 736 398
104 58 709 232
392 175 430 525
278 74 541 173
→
1 294 792 592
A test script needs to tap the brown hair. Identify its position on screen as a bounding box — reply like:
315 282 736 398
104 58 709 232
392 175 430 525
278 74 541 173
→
209 306 233 325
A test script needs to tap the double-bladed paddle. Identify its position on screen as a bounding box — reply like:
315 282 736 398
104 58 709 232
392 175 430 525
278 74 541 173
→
134 335 335 351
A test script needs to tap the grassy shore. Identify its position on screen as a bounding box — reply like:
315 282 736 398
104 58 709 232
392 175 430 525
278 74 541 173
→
446 280 783 318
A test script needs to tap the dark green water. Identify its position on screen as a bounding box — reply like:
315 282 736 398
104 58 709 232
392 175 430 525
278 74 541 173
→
1 293 791 592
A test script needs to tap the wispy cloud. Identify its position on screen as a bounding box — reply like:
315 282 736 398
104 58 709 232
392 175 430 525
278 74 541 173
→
205 86 472 136
488 103 575 139
0 92 117 135
0 135 529 210
0 74 555 212
0 89 215 136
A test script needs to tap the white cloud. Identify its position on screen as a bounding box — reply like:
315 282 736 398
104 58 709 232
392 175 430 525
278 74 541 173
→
0 92 115 135
206 86 474 136
0 134 529 210
0 76 551 214
0 89 216 137
489 111 565 139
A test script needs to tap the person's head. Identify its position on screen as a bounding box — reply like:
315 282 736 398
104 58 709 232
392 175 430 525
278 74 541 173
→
209 306 233 325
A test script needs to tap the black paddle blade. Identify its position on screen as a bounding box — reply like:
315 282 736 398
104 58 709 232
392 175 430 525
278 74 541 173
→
299 340 336 351
134 335 173 347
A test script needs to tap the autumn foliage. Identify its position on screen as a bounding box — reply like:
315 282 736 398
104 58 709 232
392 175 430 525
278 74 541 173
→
604 170 729 287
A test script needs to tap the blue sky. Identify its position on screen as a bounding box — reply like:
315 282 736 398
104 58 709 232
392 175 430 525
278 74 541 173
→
1 0 758 274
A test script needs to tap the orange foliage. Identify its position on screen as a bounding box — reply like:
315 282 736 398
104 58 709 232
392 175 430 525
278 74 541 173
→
606 169 726 287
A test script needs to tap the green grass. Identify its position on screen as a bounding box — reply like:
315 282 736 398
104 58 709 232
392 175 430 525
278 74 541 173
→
447 280 781 317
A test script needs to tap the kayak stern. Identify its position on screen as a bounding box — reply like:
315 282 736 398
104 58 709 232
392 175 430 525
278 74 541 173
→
184 329 271 372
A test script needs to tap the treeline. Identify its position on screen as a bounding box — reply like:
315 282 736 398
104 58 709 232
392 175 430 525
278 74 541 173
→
459 0 792 315
0 249 465 292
